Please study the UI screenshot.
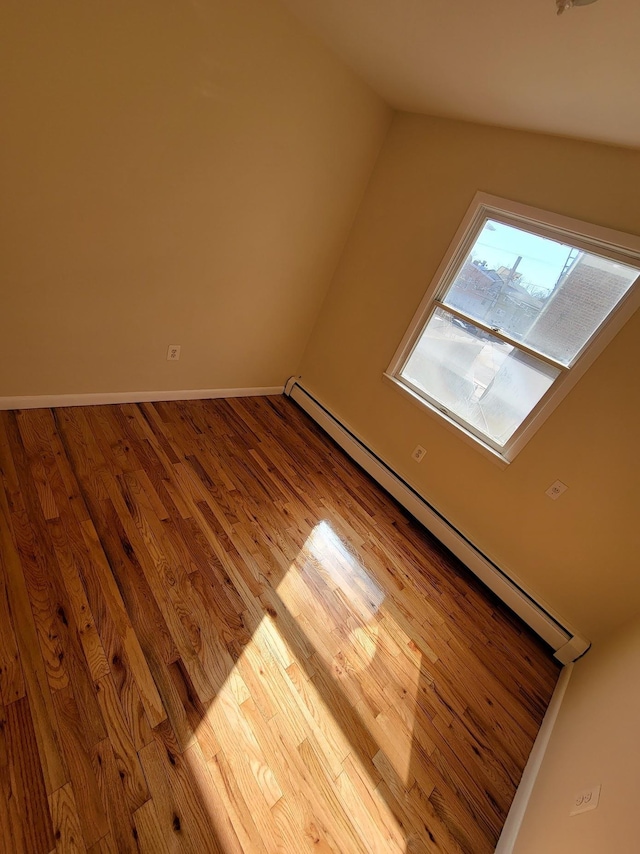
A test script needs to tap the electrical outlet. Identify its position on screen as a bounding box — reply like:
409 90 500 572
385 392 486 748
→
167 345 181 361
546 480 568 500
570 784 601 816
412 445 426 463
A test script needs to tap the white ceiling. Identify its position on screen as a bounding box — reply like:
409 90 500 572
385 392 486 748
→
281 0 640 150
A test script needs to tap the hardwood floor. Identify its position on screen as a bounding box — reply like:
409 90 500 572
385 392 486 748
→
0 395 560 853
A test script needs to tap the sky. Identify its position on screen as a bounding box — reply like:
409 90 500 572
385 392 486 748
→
470 219 573 295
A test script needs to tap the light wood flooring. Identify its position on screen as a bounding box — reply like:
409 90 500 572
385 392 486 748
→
0 395 560 853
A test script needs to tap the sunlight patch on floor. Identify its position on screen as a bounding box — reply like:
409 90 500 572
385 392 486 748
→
277 520 423 786
303 520 386 620
189 520 425 848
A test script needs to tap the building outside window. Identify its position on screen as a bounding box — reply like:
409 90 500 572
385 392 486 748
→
386 195 640 463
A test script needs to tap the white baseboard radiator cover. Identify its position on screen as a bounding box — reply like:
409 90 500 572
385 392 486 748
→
285 378 589 664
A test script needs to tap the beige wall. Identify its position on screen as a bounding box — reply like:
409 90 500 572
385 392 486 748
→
513 616 640 853
0 0 390 396
298 113 640 641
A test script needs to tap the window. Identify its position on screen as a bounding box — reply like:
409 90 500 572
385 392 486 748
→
386 194 640 463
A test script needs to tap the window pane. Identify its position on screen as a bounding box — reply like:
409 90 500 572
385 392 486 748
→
443 220 638 365
401 308 560 446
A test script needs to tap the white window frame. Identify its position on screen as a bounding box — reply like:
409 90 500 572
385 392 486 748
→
384 192 640 465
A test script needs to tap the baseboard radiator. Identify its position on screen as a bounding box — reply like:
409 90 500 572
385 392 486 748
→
284 378 589 664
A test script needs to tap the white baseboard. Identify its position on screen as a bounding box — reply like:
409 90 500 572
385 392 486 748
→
0 385 284 411
285 379 590 662
495 662 574 853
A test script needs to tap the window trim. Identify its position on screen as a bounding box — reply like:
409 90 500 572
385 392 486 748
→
385 192 640 464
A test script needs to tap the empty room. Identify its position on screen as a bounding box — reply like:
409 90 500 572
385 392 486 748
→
1 1 639 852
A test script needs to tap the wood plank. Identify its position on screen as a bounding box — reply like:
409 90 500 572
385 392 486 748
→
138 733 224 854
298 737 368 854
240 698 340 854
0 549 25 705
52 686 109 848
46 517 111 684
78 516 166 732
132 799 172 854
0 419 69 795
182 741 245 854
5 695 56 853
56 409 169 730
49 782 87 854
9 414 108 746
205 749 269 854
86 835 115 854
0 397 559 853
0 702 23 851
90 738 139 854
168 660 221 761
93 673 149 811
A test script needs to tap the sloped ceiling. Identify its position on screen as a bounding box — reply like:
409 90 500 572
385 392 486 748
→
281 0 640 149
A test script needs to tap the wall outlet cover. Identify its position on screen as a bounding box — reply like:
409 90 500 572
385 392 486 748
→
546 480 568 500
570 784 601 816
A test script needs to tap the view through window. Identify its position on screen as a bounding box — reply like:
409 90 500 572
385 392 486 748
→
390 198 640 460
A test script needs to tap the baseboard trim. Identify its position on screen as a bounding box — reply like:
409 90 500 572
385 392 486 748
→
0 385 284 411
285 378 589 662
495 662 574 853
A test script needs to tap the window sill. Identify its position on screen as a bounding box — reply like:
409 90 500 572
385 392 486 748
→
382 372 510 469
